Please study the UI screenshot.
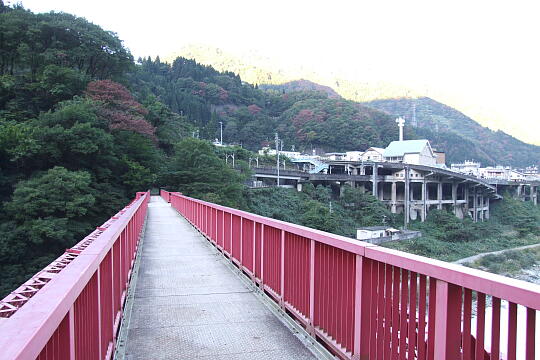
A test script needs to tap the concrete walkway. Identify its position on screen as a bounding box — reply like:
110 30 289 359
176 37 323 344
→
123 196 317 359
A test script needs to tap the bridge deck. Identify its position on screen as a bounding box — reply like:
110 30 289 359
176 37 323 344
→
122 196 317 359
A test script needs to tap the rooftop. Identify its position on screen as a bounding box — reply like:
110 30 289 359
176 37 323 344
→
383 139 431 157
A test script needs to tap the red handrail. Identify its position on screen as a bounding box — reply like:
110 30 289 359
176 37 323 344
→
164 190 540 360
0 191 150 360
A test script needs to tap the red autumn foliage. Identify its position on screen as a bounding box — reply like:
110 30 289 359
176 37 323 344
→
247 104 262 115
218 88 229 101
85 80 155 140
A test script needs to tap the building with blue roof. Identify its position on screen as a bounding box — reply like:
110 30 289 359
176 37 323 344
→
383 139 437 166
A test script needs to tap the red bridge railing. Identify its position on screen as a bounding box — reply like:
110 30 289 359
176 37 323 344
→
163 190 540 360
0 191 150 360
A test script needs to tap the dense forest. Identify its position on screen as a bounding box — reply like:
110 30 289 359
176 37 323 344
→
0 3 538 297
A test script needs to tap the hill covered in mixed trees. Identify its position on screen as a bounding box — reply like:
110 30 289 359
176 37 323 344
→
130 57 401 153
172 45 539 167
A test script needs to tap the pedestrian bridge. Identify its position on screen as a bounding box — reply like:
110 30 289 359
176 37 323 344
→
0 191 539 359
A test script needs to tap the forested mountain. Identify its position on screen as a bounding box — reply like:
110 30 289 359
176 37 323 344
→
0 4 177 295
131 57 400 152
170 45 539 165
364 97 540 167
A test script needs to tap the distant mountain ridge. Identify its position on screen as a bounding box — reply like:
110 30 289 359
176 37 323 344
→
261 81 539 167
363 97 540 167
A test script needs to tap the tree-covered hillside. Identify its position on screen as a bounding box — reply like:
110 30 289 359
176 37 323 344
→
260 79 340 99
364 97 540 167
0 4 177 296
131 57 399 153
171 45 539 166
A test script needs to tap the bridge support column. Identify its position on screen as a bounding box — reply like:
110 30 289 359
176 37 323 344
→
404 167 410 227
437 182 443 210
479 195 484 221
464 184 470 216
473 187 478 222
421 180 427 221
391 182 397 213
296 182 303 192
452 183 458 216
372 165 378 197
485 197 490 219
359 183 366 193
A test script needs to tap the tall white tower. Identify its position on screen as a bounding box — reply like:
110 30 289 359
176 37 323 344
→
396 117 405 141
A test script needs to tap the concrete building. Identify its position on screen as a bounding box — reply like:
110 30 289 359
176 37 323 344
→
345 151 364 161
323 152 347 161
357 226 421 244
258 147 301 159
451 161 481 176
383 140 437 166
360 147 385 162
478 166 510 180
357 226 396 240
510 170 526 181
434 150 446 165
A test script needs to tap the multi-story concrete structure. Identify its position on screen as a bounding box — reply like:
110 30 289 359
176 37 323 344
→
252 161 506 224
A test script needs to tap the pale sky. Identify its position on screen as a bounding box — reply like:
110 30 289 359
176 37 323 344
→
17 0 540 145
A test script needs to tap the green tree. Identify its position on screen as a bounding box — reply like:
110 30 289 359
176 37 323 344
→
160 138 247 208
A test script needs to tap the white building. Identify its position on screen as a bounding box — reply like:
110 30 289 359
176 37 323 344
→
323 152 347 161
383 140 437 166
478 166 510 179
357 226 393 240
510 170 526 181
345 151 364 161
258 147 301 159
451 161 481 176
360 147 385 162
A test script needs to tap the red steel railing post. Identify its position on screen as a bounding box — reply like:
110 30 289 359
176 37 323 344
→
280 229 285 307
260 224 265 290
308 239 316 336
433 280 462 359
353 255 372 360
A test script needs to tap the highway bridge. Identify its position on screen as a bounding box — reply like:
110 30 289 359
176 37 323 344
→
253 162 539 223
0 191 539 359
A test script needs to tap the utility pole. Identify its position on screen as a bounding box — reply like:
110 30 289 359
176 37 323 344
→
275 133 280 187
219 121 223 145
